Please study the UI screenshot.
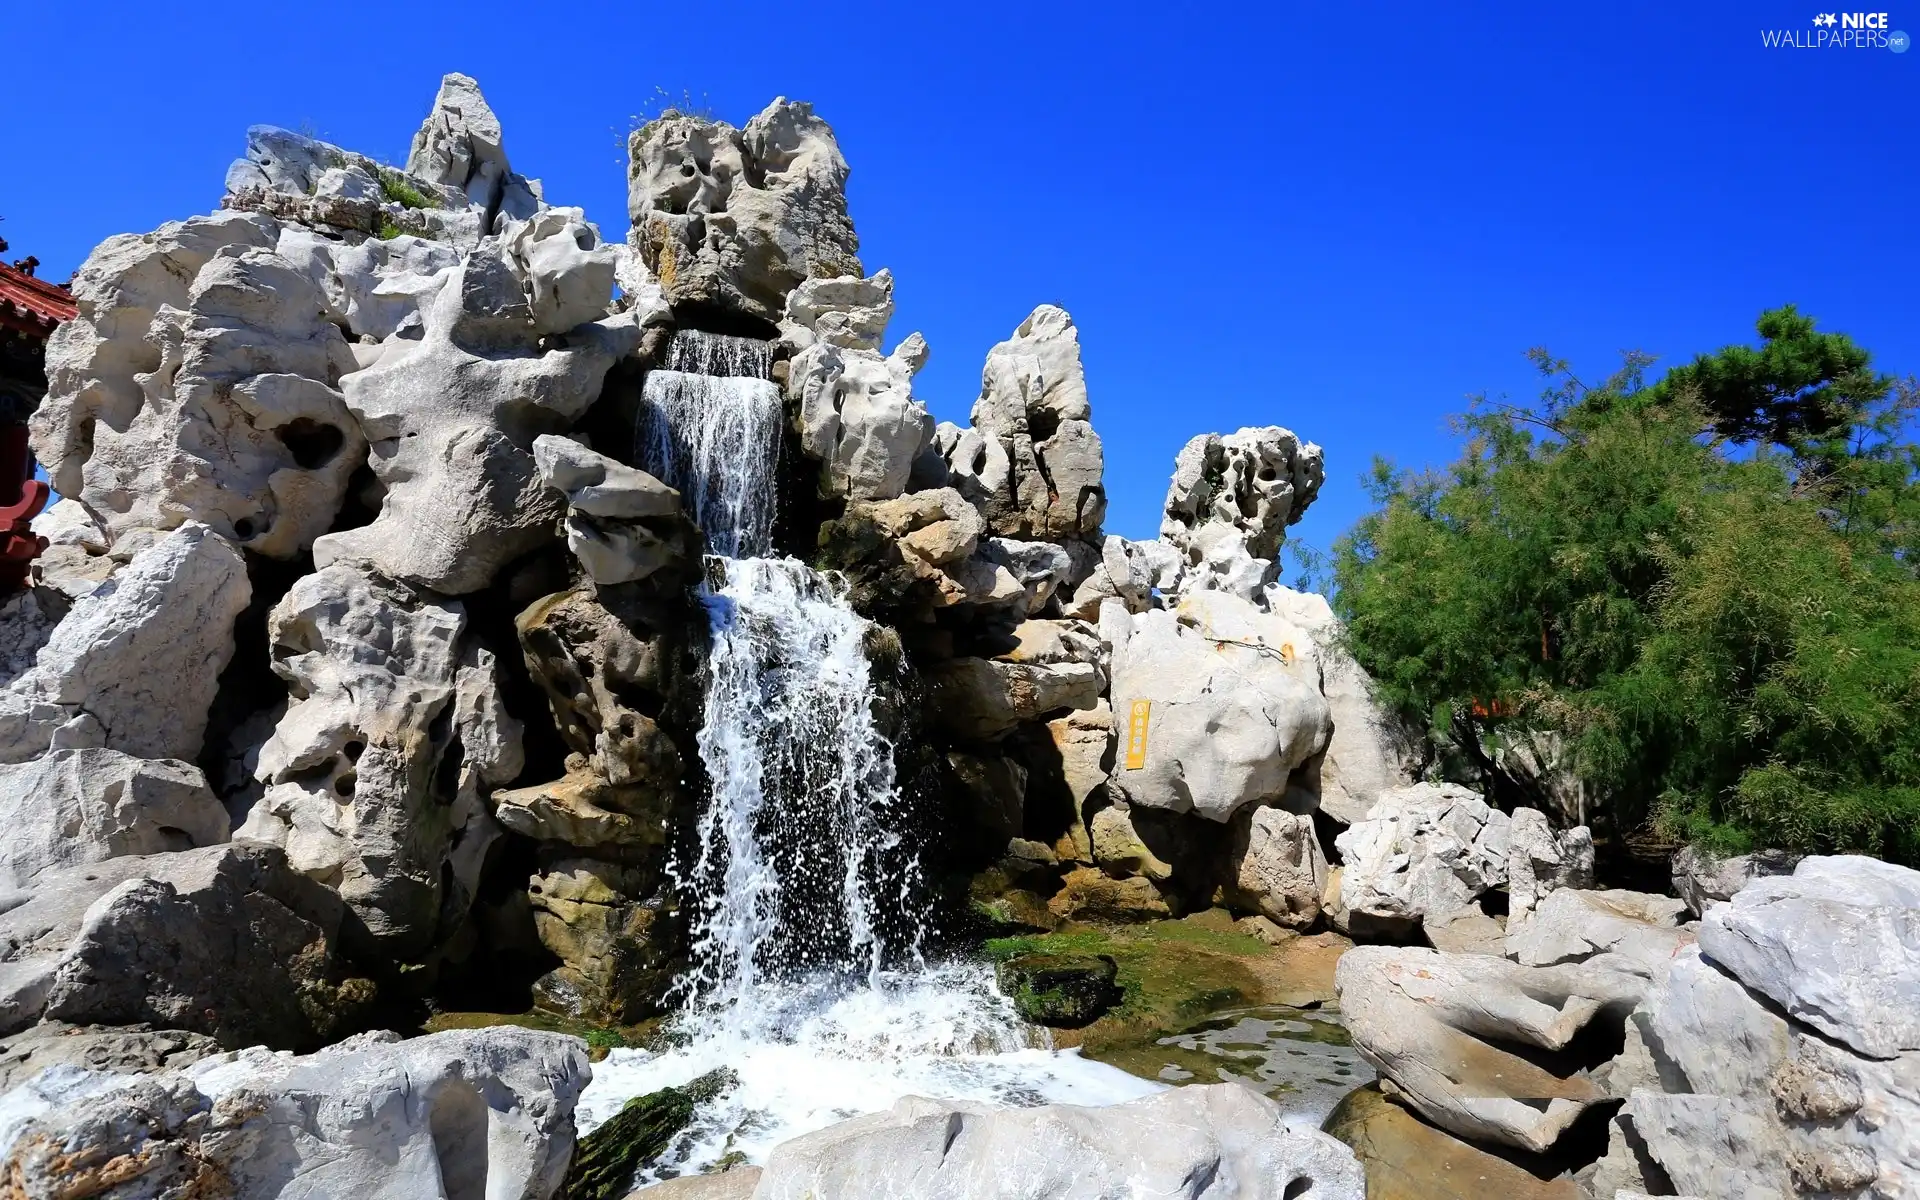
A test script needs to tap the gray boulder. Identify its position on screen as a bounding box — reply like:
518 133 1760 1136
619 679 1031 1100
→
1670 844 1798 917
1104 590 1331 822
0 522 249 766
1504 805 1595 920
1331 783 1509 936
780 268 893 353
1506 888 1693 985
627 98 861 324
923 658 1100 743
0 841 362 1049
1225 802 1327 929
533 435 695 585
0 1021 221 1091
750 1083 1363 1199
238 564 523 957
788 333 934 502
0 749 229 888
28 212 367 558
1161 427 1323 601
1 1027 589 1199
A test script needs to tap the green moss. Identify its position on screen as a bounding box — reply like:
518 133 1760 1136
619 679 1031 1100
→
1139 921 1271 958
981 923 1265 1042
374 216 404 240
562 1068 735 1200
422 1009 657 1062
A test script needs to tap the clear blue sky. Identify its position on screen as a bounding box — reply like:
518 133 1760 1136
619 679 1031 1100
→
5 2 1912 564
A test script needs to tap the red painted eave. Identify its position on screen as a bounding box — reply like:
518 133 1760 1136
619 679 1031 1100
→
0 262 76 338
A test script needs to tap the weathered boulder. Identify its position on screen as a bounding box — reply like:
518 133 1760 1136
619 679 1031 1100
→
1225 802 1328 929
0 749 229 888
1506 888 1692 984
1504 806 1595 920
533 435 696 586
407 72 542 223
1046 866 1172 922
780 268 893 353
1161 427 1323 601
27 213 369 558
1105 589 1330 822
1331 784 1509 937
239 564 523 958
946 305 1106 541
830 487 1027 615
1041 700 1111 860
1670 844 1798 917
1335 945 1625 1155
788 332 933 501
1089 802 1175 883
0 1021 220 1091
527 859 679 1024
1323 1084 1583 1200
0 522 248 765
1265 586 1418 826
1697 854 1920 1060
981 537 1074 616
311 252 638 595
1 1027 589 1199
923 657 1100 743
0 841 365 1050
627 98 861 325
750 1083 1364 1199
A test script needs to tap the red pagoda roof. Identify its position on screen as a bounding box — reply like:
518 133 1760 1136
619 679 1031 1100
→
0 262 76 339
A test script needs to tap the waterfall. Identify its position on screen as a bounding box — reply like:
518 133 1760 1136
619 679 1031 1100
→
636 331 783 558
585 328 1158 1182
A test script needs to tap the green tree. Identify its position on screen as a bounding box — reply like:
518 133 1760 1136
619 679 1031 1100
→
1334 308 1920 861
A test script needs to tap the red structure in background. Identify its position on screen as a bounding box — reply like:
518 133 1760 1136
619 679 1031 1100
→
0 243 76 595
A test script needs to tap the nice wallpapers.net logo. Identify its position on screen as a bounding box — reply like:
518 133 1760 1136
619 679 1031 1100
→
1762 11 1911 49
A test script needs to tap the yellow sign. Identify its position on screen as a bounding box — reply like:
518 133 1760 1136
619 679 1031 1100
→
1280 642 1295 664
1123 699 1151 770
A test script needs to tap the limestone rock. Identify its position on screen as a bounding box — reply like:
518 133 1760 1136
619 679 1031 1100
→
956 305 1106 540
0 749 229 888
627 98 861 324
1332 783 1509 937
1697 854 1920 1060
1335 945 1618 1154
1226 803 1328 929
516 586 694 797
1042 700 1111 858
1105 589 1330 822
0 1022 221 1091
923 657 1100 743
1506 888 1692 985
529 859 679 1023
495 772 673 851
981 537 1073 616
0 589 64 690
311 254 638 595
993 953 1120 1028
1059 535 1180 620
788 334 933 502
779 268 893 353
240 564 523 957
1265 586 1418 825
2 1027 589 1200
509 208 624 332
0 522 248 765
1670 845 1798 917
533 435 696 586
1161 427 1324 601
1505 806 1595 920
1089 802 1174 883
29 213 368 558
407 72 540 221
1046 866 1171 922
0 841 360 1050
832 488 1030 613
1323 1084 1583 1200
750 1083 1364 1200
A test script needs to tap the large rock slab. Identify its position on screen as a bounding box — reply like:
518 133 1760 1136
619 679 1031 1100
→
1506 888 1693 983
1161 427 1323 601
0 522 248 765
0 1021 221 1091
1322 1084 1582 1200
27 213 369 557
1335 944 1645 1154
923 657 1100 743
750 1083 1363 1199
0 749 229 888
1105 589 1330 822
533 435 697 586
1 1026 589 1199
0 841 364 1050
1697 854 1920 1060
627 98 861 325
238 564 522 958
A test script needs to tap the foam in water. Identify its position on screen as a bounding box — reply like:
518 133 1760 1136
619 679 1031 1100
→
601 329 1163 1182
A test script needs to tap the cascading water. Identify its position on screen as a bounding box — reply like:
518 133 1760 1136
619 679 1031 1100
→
579 329 1159 1182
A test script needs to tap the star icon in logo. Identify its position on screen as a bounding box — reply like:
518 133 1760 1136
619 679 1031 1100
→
1813 12 1838 26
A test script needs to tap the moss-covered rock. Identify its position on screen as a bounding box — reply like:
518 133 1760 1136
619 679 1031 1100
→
995 952 1121 1027
562 1068 735 1200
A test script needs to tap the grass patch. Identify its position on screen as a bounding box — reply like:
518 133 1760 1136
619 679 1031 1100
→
377 167 437 210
